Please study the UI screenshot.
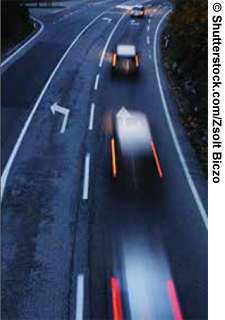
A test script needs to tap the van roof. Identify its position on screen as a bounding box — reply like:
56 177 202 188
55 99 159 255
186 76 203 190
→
117 45 136 57
133 5 144 9
116 111 152 155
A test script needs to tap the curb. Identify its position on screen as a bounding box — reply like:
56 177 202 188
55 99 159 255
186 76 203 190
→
1 16 44 68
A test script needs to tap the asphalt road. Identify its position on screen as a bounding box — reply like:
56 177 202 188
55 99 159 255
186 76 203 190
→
1 1 208 320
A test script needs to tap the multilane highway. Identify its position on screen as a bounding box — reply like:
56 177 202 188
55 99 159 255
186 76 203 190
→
1 1 208 319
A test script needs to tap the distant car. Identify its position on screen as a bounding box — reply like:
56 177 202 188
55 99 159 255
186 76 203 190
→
112 44 139 74
130 5 145 18
108 109 163 182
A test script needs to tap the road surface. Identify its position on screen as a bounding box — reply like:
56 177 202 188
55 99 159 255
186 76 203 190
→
1 1 208 320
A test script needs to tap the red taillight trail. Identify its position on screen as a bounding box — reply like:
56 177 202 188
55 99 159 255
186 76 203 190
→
135 54 139 68
112 53 117 67
167 279 183 320
111 138 117 178
151 141 163 178
111 277 123 320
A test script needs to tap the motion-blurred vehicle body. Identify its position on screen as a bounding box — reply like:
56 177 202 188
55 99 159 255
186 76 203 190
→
112 44 139 74
130 5 145 18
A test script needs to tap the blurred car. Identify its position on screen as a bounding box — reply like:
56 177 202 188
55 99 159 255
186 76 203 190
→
112 44 139 74
130 5 145 18
108 108 163 182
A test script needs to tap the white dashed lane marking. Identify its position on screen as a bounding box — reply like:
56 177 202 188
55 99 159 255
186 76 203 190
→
88 103 95 131
82 153 90 200
94 74 100 90
75 274 84 320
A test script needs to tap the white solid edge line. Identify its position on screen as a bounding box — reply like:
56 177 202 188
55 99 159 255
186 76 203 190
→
75 274 84 320
82 153 90 200
1 11 105 202
99 12 127 67
1 16 44 68
154 9 208 230
89 103 95 130
94 74 100 90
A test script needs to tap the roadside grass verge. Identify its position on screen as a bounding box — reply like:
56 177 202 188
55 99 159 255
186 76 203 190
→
161 0 208 177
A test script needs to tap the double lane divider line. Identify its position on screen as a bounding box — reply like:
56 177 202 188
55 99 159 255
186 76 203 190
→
88 103 95 131
94 74 100 90
82 153 90 200
1 11 106 202
75 274 84 320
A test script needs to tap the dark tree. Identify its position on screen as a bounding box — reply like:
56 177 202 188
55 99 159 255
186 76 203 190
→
2 0 30 40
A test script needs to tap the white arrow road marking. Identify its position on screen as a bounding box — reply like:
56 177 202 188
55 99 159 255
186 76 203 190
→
50 102 70 134
117 106 132 119
116 5 132 9
130 19 140 25
82 153 90 200
131 22 140 26
88 103 95 131
76 274 84 320
102 17 112 23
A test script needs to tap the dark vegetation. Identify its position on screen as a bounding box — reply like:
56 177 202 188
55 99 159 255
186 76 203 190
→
162 0 208 176
1 0 34 55
25 0 55 6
